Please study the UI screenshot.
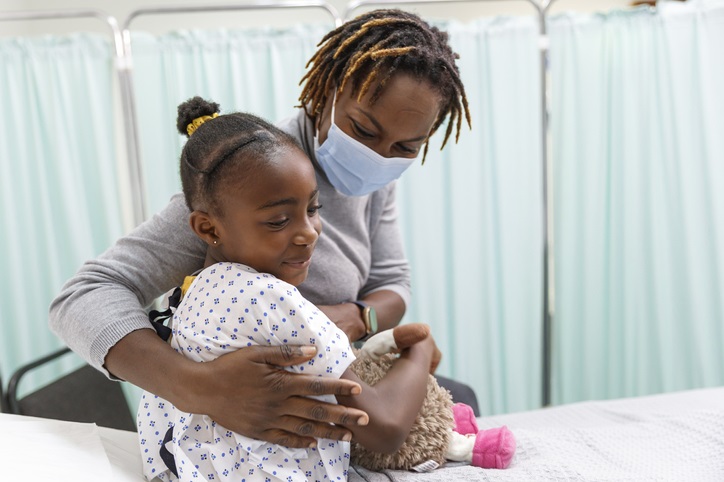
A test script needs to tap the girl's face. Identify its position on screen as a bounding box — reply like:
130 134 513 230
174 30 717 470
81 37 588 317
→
209 147 322 286
316 73 442 159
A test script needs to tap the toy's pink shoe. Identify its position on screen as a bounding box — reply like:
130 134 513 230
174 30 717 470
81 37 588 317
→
452 403 479 435
471 426 516 469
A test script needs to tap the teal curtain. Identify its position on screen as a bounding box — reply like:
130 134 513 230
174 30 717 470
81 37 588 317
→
396 17 543 415
0 34 124 396
549 1 724 405
129 24 334 215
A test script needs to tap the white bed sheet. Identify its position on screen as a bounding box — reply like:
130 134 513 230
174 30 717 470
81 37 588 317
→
350 387 724 481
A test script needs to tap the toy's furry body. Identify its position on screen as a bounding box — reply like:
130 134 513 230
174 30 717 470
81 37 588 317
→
349 353 454 471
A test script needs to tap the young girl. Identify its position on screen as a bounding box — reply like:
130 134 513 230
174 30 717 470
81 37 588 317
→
137 97 437 481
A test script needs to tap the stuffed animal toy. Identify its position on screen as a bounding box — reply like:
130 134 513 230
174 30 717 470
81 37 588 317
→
348 324 516 472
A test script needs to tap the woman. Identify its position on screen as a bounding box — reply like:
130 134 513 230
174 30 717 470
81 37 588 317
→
49 9 474 448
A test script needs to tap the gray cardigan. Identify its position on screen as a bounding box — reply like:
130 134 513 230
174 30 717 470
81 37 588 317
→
48 108 411 375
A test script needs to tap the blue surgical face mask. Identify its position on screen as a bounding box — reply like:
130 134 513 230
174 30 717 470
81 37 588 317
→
315 95 418 196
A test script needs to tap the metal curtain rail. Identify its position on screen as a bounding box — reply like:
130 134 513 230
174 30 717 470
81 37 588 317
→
346 0 544 19
122 1 342 31
345 0 557 408
120 4 342 225
0 9 146 229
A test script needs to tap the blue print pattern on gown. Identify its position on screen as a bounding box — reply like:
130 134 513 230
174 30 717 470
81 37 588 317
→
137 262 355 481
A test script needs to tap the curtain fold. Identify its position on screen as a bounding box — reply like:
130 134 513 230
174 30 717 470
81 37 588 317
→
0 34 124 394
397 17 543 415
549 0 724 405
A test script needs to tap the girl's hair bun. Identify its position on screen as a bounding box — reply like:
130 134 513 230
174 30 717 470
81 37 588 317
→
176 96 221 136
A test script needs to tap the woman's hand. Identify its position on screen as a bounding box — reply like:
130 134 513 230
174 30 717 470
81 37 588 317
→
316 290 407 342
105 329 368 447
316 302 366 341
179 345 369 447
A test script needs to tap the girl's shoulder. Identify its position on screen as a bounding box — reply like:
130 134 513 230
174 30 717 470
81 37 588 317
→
198 261 257 280
194 262 300 296
184 263 311 316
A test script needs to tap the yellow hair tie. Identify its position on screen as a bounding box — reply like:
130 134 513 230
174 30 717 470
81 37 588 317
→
187 112 219 136
180 275 197 298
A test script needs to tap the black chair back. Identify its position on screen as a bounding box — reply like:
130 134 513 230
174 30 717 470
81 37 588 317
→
7 347 136 432
1 370 6 413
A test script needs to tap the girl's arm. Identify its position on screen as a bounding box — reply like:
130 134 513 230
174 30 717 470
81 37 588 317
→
337 336 435 453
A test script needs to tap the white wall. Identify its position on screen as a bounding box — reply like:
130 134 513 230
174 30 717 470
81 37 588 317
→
1 0 636 37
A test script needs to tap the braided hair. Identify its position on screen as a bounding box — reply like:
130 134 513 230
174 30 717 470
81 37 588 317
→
299 9 471 161
177 96 302 214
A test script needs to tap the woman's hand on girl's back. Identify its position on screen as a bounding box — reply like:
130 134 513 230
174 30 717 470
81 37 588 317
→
105 329 367 447
181 344 369 447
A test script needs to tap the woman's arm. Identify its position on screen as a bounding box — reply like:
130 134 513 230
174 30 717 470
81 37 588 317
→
317 289 405 341
337 336 435 453
49 194 206 371
318 182 410 341
108 329 366 447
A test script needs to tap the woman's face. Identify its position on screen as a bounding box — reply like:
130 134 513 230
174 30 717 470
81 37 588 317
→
316 73 442 159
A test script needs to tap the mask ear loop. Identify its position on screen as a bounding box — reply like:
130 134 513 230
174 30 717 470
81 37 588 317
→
317 89 339 138
330 90 337 125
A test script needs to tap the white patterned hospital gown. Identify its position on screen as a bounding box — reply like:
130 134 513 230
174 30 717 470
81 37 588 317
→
137 262 356 482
